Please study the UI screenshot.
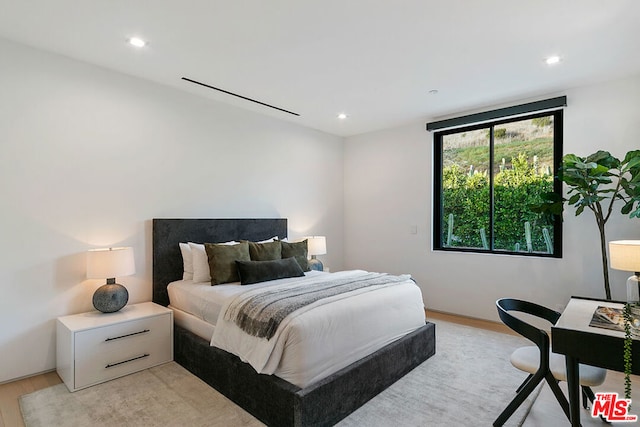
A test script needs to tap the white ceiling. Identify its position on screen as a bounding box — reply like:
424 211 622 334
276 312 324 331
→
1 1 639 137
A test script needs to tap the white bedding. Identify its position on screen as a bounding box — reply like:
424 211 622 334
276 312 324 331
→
168 270 425 388
167 270 328 326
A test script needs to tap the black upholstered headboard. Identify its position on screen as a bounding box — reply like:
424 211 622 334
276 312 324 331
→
152 218 288 306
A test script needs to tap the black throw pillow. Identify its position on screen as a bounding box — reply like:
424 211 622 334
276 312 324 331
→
236 257 305 285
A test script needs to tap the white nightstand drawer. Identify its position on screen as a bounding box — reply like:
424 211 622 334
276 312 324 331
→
75 336 171 389
75 314 169 359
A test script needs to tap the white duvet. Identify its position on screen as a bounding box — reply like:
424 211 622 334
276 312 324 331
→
211 270 426 387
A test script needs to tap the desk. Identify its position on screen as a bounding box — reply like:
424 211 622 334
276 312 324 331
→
552 297 640 426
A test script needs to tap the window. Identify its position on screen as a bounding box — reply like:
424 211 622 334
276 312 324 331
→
430 101 563 257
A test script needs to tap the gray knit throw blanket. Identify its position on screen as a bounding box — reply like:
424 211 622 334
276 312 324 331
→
224 272 410 340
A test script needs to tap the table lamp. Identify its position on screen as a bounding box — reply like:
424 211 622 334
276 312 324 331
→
306 236 326 271
87 247 135 313
609 240 640 303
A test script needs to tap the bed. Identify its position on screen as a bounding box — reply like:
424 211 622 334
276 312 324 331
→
152 218 436 426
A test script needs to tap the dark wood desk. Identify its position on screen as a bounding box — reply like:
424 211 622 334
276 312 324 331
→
552 296 640 426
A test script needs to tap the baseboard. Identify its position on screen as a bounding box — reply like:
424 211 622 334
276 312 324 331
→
426 309 517 336
0 368 58 386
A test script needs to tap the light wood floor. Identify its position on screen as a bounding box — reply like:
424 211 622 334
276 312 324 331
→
0 371 61 427
1 311 630 426
426 309 518 335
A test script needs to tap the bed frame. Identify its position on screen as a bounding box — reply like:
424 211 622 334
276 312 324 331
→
152 218 436 426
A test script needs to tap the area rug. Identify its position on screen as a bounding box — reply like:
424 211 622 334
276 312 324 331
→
20 320 540 426
339 320 541 426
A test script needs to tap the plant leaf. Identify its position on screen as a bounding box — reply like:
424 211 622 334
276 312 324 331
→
622 156 640 172
623 150 640 164
568 194 580 204
587 150 621 169
575 161 597 170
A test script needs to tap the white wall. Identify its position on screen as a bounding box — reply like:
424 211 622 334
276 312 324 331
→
0 38 344 383
344 74 640 321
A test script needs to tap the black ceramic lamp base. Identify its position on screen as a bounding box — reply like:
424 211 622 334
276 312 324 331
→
93 281 129 313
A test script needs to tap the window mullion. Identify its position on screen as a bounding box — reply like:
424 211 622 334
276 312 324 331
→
488 126 495 251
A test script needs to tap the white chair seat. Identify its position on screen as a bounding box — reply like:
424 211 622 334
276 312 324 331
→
511 346 606 386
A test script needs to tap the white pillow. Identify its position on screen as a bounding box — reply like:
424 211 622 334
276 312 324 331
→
179 243 193 280
259 236 278 243
189 241 238 283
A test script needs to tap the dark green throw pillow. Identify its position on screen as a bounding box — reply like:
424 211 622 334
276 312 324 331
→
236 257 305 285
247 240 282 261
205 241 250 285
281 239 309 271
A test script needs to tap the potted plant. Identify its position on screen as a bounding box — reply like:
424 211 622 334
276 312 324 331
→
533 150 640 400
531 150 640 300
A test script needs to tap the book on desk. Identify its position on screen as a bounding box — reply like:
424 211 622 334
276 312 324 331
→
589 306 625 332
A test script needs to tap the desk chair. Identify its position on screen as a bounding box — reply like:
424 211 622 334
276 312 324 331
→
494 298 607 426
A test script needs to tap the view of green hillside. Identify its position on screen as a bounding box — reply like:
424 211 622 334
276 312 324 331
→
444 137 553 175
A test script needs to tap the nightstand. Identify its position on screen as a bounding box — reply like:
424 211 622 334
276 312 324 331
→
56 302 173 392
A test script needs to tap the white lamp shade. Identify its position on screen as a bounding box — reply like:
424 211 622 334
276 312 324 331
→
609 240 640 272
306 236 327 256
87 247 136 279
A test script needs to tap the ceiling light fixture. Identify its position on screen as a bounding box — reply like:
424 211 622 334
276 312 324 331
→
337 113 348 120
545 55 561 65
428 89 439 95
128 37 146 48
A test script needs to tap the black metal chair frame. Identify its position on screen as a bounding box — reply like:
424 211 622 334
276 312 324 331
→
494 298 598 426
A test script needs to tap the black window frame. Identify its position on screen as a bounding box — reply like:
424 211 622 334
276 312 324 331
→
431 109 563 258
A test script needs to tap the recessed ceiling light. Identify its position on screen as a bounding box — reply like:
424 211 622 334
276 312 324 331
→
337 113 348 120
128 37 146 48
545 55 561 65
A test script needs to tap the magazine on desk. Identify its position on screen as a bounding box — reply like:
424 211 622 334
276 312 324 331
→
589 306 625 332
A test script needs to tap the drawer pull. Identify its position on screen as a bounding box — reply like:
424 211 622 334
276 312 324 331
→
105 353 150 369
105 329 150 342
